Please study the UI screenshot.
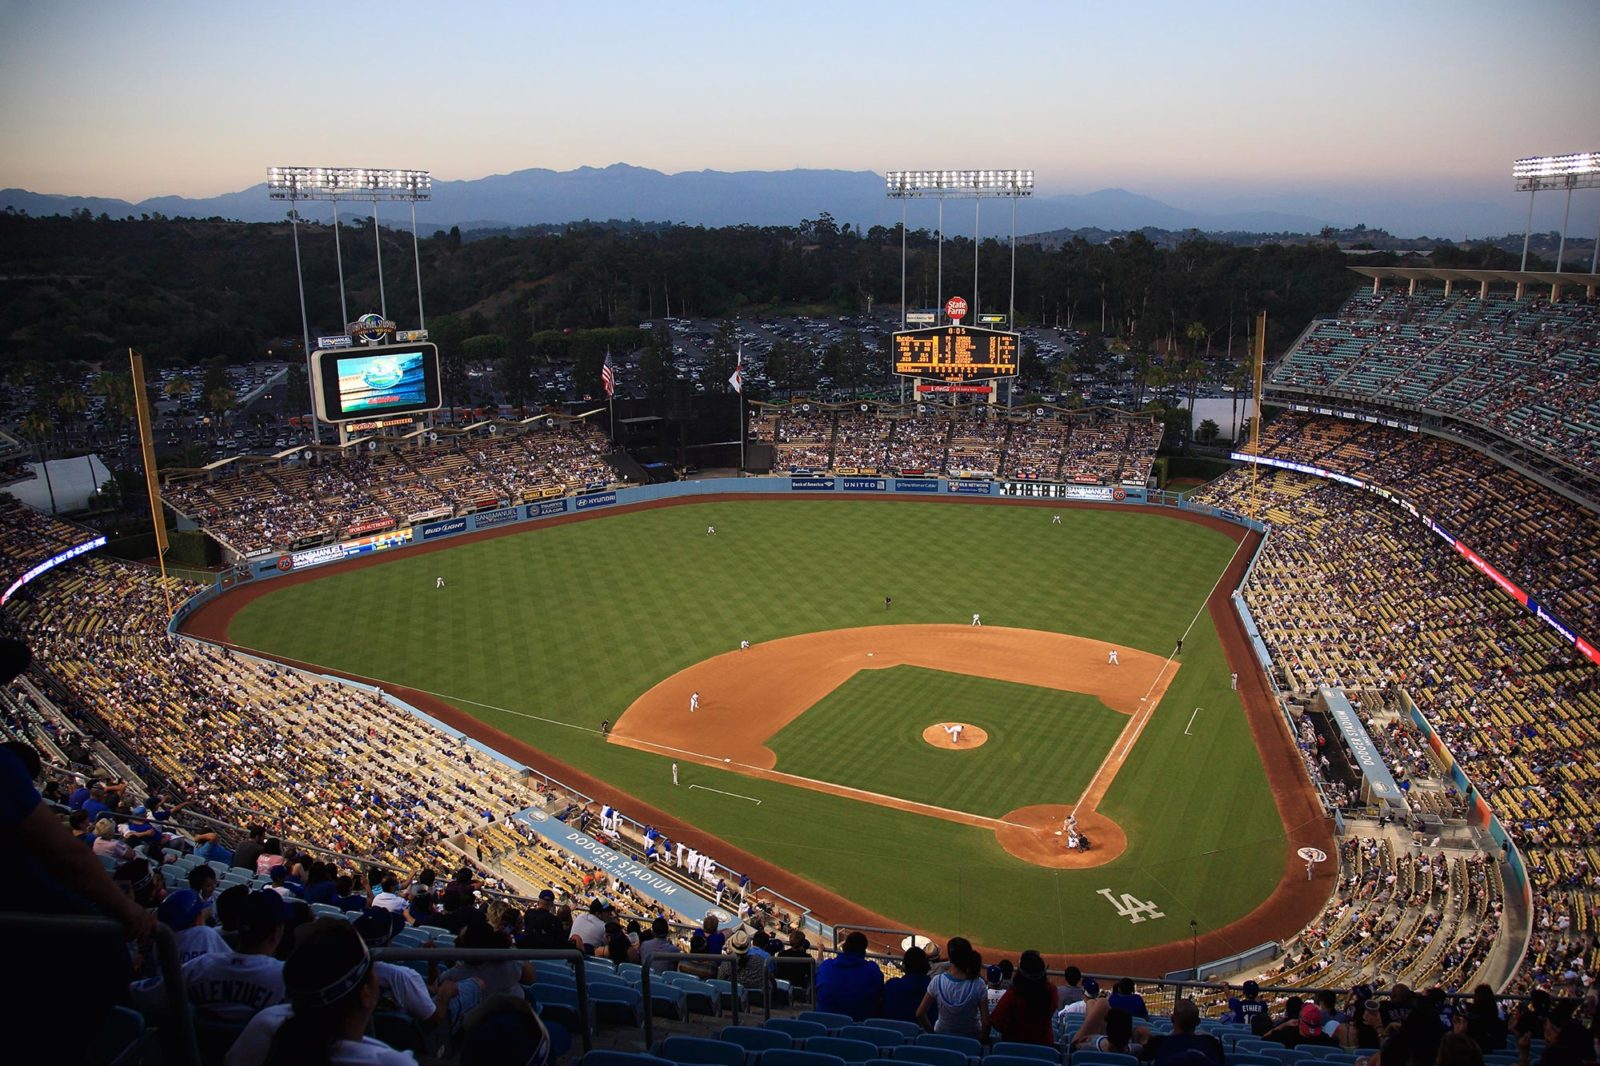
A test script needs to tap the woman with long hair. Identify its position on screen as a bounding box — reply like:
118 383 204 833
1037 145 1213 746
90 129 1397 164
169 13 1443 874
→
917 939 989 1038
227 917 411 1066
990 950 1056 1045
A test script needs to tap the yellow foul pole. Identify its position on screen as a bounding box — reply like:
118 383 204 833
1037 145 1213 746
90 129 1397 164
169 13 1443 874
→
128 349 173 618
1249 310 1267 521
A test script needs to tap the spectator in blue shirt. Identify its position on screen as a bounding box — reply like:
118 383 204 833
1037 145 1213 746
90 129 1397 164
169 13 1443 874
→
1109 977 1150 1019
816 931 884 1022
881 945 932 1022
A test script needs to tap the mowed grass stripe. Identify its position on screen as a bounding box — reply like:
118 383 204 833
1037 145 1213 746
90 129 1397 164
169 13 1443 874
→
227 500 1283 954
768 666 1124 819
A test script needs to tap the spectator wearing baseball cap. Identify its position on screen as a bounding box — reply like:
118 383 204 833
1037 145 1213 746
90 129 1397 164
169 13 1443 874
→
569 898 610 954
1227 979 1271 1032
158 888 228 964
133 890 290 1022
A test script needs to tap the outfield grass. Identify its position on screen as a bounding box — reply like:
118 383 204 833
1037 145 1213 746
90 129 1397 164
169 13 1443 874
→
225 499 1284 953
768 665 1123 818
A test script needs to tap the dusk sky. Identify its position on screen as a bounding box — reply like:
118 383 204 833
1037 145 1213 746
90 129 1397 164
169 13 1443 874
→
2 1 1596 230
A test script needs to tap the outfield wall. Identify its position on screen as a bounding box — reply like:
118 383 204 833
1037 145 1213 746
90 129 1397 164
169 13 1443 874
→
163 476 1263 594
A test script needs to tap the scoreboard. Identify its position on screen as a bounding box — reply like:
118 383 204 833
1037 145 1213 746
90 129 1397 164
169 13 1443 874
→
892 325 1018 380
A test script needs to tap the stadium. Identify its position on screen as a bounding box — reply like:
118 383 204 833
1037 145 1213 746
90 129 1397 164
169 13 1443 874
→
3 178 1599 1065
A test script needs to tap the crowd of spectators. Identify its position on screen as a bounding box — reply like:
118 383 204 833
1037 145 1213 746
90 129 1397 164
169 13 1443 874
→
164 419 614 555
1270 289 1600 476
1195 464 1599 994
753 402 1161 484
1238 411 1600 651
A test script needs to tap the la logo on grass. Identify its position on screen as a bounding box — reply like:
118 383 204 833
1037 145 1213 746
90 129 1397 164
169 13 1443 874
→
1097 888 1165 924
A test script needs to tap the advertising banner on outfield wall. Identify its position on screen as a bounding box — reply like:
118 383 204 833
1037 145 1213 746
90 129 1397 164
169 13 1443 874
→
420 518 468 540
893 478 939 493
574 491 616 510
840 477 885 491
278 528 415 572
946 480 993 495
529 499 568 518
473 507 521 529
789 476 835 491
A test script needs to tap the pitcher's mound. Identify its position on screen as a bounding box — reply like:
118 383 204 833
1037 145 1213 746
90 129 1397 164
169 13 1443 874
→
922 723 988 749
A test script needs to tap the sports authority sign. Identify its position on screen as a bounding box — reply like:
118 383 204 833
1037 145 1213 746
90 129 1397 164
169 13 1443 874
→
945 296 968 322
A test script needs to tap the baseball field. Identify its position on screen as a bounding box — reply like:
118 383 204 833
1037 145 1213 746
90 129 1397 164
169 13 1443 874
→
197 495 1333 966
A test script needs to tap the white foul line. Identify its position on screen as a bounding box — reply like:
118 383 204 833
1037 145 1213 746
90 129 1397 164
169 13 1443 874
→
689 784 761 804
1184 707 1202 735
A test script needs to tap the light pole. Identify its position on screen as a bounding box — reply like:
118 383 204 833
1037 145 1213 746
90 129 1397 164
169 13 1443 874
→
1512 152 1600 273
886 170 1034 403
268 166 433 433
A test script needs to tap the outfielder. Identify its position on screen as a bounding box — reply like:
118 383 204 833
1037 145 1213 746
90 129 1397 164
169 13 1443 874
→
971 613 982 627
435 576 445 588
1052 514 1062 525
672 762 679 786
706 525 716 536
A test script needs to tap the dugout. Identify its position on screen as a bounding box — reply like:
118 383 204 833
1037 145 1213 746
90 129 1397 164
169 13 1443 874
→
1317 687 1409 814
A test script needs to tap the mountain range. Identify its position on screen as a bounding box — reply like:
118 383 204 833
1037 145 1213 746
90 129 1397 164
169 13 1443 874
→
0 163 1565 240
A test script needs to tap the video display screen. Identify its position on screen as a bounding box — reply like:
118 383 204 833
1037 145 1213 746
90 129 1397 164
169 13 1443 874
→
313 343 441 423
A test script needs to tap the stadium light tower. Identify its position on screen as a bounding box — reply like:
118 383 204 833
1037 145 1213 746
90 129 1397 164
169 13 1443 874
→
268 167 433 441
1512 152 1600 273
886 170 1034 327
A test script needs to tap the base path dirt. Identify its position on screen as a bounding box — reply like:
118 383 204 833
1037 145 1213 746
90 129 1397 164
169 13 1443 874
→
608 624 1170 867
180 492 1333 973
921 723 988 749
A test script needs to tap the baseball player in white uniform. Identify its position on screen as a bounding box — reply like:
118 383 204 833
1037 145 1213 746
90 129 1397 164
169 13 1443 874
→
971 613 982 626
1108 648 1120 665
672 762 679 786
739 640 750 650
706 525 716 536
943 723 964 744
1231 672 1238 690
435 576 445 588
689 691 700 713
1052 514 1062 525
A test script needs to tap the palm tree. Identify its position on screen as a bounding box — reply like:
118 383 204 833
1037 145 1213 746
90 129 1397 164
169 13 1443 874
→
56 385 95 489
164 375 193 403
19 411 58 513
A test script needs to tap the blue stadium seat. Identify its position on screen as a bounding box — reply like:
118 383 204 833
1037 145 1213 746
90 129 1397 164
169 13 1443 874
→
657 1036 749 1066
864 1019 924 1039
841 1026 904 1051
678 979 723 1017
892 1045 965 1066
590 983 644 1028
581 1052 675 1066
799 1011 856 1034
708 978 747 1012
762 1052 848 1066
1229 1055 1282 1066
988 1056 1060 1066
647 982 688 1020
766 1019 830 1044
803 1038 881 1063
720 1026 793 1055
989 1044 1061 1064
913 1033 980 1061
526 984 593 1035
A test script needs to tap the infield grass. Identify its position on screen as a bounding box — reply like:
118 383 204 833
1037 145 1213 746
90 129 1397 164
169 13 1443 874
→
768 665 1123 818
224 498 1287 954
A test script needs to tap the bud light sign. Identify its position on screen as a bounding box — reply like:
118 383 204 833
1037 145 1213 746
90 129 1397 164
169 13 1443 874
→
420 518 468 540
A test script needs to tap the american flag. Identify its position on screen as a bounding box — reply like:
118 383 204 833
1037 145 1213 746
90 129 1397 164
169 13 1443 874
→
728 344 743 394
601 350 615 399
